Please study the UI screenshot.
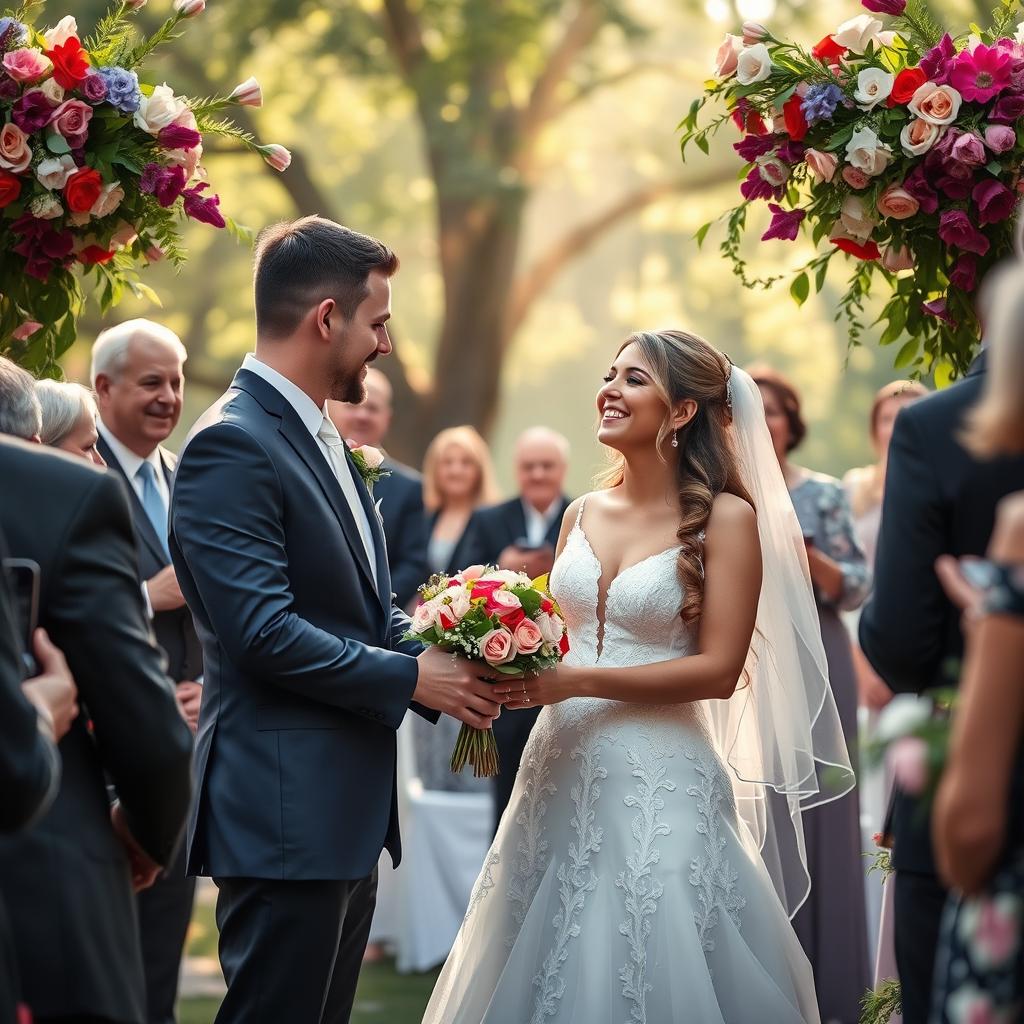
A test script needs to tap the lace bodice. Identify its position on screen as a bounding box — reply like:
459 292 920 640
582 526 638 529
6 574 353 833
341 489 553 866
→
549 496 696 669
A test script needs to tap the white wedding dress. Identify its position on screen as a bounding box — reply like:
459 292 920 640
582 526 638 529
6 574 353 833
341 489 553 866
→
421 498 821 1024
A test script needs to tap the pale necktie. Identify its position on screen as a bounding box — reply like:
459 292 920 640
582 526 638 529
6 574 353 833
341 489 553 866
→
136 460 169 558
316 416 376 576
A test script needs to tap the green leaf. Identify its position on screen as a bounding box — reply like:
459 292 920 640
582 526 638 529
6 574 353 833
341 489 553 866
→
695 134 710 155
894 337 919 368
814 260 829 294
45 133 71 155
790 272 810 306
493 664 525 676
695 222 712 248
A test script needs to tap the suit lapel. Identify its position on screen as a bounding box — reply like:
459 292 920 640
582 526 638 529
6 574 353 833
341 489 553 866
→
342 447 392 607
510 500 527 544
97 435 168 567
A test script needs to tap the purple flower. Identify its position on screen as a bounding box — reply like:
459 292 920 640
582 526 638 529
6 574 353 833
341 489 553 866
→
140 162 187 207
938 209 990 255
950 43 1014 103
157 124 202 150
985 123 1016 153
182 183 225 228
949 254 977 292
922 298 956 325
862 0 905 12
0 74 18 102
734 134 776 162
81 73 108 104
0 17 28 51
97 66 141 114
761 204 806 241
776 139 806 165
920 34 956 86
903 165 939 214
12 90 56 133
740 167 783 202
989 91 1024 124
951 131 987 168
801 83 844 124
973 178 1017 225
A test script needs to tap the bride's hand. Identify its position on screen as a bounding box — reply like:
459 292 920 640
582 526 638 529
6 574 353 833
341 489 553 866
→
496 664 580 709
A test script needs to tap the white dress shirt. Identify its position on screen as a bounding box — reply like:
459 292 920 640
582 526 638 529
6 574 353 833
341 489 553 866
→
522 498 562 547
97 418 170 509
241 354 378 577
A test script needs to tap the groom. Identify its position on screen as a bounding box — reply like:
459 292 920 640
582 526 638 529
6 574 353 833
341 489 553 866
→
170 217 504 1023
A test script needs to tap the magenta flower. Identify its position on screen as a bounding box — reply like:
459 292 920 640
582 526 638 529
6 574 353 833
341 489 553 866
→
157 124 202 150
920 34 956 86
950 44 1013 102
140 162 187 207
862 0 905 12
938 209 991 255
973 178 1017 225
922 298 956 325
989 91 1024 124
740 167 782 202
761 204 806 241
733 134 776 162
12 90 55 133
949 254 977 291
182 183 225 228
903 165 939 214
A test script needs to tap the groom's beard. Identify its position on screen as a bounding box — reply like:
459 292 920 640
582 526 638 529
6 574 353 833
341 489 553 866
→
329 369 366 405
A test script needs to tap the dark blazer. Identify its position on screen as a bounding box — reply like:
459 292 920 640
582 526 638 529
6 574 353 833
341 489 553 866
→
170 368 430 883
458 495 572 571
0 438 193 1023
97 434 203 684
374 457 429 606
860 352 1024 874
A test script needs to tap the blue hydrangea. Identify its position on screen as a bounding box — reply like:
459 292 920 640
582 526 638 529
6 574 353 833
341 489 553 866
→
0 17 28 50
98 66 143 114
800 83 844 125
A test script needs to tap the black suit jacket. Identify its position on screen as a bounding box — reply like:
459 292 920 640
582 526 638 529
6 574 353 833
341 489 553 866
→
170 368 430 883
860 353 1024 874
0 438 193 1023
458 495 572 570
374 458 429 607
97 435 203 684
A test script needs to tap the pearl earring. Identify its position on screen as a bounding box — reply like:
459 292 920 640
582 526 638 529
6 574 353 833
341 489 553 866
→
671 432 679 448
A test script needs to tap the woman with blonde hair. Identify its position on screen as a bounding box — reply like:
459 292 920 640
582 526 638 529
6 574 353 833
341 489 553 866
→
35 380 106 467
422 426 500 576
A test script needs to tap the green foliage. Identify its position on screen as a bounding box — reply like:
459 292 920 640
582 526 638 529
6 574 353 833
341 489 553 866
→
860 979 902 1024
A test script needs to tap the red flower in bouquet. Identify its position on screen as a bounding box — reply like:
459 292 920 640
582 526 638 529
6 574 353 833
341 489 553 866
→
888 67 928 106
831 232 881 260
45 38 91 91
812 35 847 64
782 93 809 141
63 167 103 213
0 171 21 209
77 245 116 265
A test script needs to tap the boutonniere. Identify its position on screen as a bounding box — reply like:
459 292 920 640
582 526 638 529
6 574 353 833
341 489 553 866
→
347 443 390 493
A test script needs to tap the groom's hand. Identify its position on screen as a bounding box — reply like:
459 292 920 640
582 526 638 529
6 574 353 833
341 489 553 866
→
413 647 503 729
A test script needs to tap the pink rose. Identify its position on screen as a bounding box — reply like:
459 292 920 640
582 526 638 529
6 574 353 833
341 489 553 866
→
35 154 76 190
411 602 435 634
90 180 125 218
352 444 384 469
908 82 962 125
11 321 42 341
951 130 987 167
984 123 1016 154
900 117 944 157
881 244 915 271
840 195 877 240
742 21 769 44
887 736 929 795
714 34 743 78
2 47 52 84
756 153 790 187
110 220 138 247
536 611 563 646
51 98 93 148
805 148 838 183
480 627 516 666
461 564 486 581
842 165 870 189
513 618 544 655
877 184 920 220
0 123 31 174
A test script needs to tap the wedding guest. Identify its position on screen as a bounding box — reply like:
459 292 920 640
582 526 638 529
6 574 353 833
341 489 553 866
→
750 364 872 1024
0 435 193 1024
422 426 500 577
457 426 573 832
859 300 1024 1023
89 318 202 1024
35 379 106 467
0 357 41 441
929 262 1024 1021
328 368 429 607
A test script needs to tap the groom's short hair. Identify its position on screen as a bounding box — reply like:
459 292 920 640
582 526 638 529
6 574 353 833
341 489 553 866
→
253 217 399 338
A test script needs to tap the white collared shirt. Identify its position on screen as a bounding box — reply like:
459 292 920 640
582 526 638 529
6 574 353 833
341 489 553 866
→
522 497 561 547
97 418 169 508
241 354 377 574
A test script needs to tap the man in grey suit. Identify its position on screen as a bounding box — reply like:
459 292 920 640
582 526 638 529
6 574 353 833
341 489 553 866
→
170 216 504 1024
92 319 203 1024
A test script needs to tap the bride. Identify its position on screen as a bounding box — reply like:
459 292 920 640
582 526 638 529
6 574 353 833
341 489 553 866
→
421 329 854 1024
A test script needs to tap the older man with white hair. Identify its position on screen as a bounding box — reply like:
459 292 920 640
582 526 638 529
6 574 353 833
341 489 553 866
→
0 357 42 441
91 318 202 1024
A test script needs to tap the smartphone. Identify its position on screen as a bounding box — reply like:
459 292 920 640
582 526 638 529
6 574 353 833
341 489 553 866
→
959 558 999 590
3 558 40 677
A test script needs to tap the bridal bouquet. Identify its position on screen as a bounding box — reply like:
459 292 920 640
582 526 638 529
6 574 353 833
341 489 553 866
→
680 0 1024 377
405 566 569 777
0 1 290 375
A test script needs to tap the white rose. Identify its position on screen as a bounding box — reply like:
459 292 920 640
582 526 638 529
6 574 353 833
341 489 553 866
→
839 195 877 241
877 694 933 743
354 444 385 470
89 181 124 218
536 612 563 646
29 194 63 220
35 154 77 190
845 126 892 177
441 586 471 621
490 590 523 612
735 43 773 85
832 14 884 54
1015 21 1024 45
38 78 64 105
854 67 894 110
900 117 944 157
487 570 526 586
411 602 435 634
133 83 190 136
42 15 79 49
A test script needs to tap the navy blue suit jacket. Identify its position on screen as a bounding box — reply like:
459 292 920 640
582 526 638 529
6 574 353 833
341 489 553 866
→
374 458 429 607
170 368 427 882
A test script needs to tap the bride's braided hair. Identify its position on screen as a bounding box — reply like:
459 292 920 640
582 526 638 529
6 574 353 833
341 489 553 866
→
599 329 753 623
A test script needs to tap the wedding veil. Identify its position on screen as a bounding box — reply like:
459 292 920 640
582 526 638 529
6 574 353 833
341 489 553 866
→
702 366 855 919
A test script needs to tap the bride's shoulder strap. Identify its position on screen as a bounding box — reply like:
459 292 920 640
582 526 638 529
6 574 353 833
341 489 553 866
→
574 493 588 528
